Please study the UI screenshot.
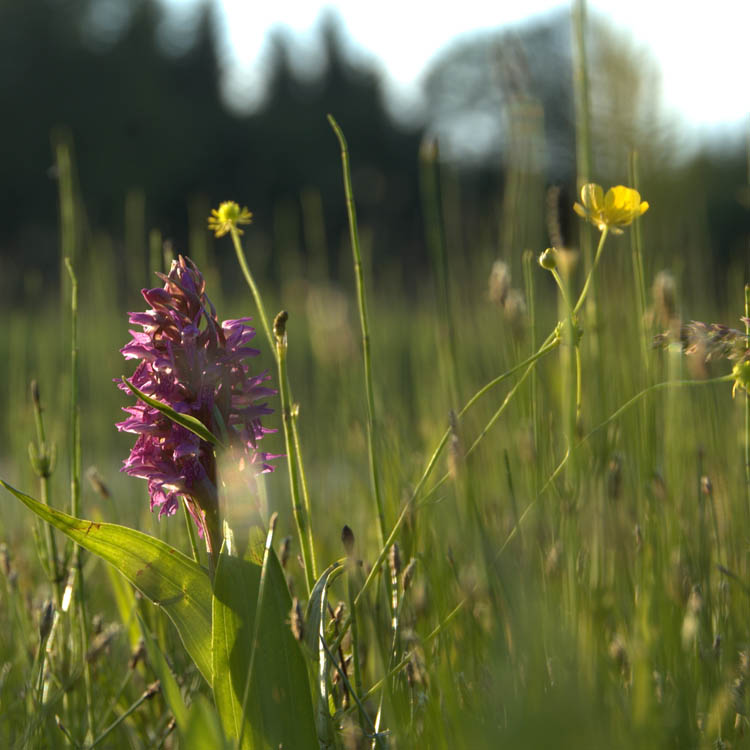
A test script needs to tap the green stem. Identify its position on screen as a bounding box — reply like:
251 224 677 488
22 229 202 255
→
64 257 95 741
182 500 201 565
551 266 581 441
30 382 62 607
571 0 595 315
291 408 317 581
328 114 387 548
276 317 315 593
419 138 460 408
228 227 274 357
346 555 365 734
574 226 609 315
88 684 158 749
522 251 540 494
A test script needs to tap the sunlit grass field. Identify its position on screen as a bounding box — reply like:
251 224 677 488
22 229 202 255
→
1 115 750 750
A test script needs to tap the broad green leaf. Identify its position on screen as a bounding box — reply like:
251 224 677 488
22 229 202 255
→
121 377 224 448
0 479 213 684
137 612 189 729
212 548 317 749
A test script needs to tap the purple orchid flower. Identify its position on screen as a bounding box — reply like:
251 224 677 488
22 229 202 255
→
116 255 278 561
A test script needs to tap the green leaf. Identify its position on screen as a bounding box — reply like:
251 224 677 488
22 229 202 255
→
137 612 189 729
212 548 317 749
121 377 224 448
304 560 344 657
0 479 213 684
305 561 344 749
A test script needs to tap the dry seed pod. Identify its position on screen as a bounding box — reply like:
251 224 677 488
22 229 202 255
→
389 543 401 580
290 597 304 642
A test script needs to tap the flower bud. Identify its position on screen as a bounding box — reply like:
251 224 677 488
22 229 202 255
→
341 525 355 556
538 248 558 271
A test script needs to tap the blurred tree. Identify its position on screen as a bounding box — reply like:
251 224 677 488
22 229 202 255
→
0 2 424 299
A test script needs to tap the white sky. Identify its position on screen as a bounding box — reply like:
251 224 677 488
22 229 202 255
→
182 0 750 129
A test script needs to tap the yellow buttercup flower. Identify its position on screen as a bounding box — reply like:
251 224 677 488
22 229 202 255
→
573 183 649 234
208 201 253 237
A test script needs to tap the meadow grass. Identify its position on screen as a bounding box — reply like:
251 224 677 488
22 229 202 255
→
1 125 750 748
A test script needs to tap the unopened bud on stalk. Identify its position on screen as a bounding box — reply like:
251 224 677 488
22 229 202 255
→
31 380 41 409
538 247 558 271
290 597 305 642
280 536 291 569
39 600 55 641
341 525 355 556
274 310 289 346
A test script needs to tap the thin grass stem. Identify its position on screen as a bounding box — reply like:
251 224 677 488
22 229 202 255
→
88 684 158 749
328 114 387 548
182 500 201 565
275 315 315 592
228 227 274 356
64 257 95 742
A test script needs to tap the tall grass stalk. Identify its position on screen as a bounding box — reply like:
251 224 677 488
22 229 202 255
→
65 257 95 742
30 382 61 607
274 312 316 592
571 0 595 309
419 139 460 408
328 114 387 549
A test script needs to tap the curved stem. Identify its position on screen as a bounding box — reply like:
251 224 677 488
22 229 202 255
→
329 115 387 549
229 227 274 357
574 226 609 315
